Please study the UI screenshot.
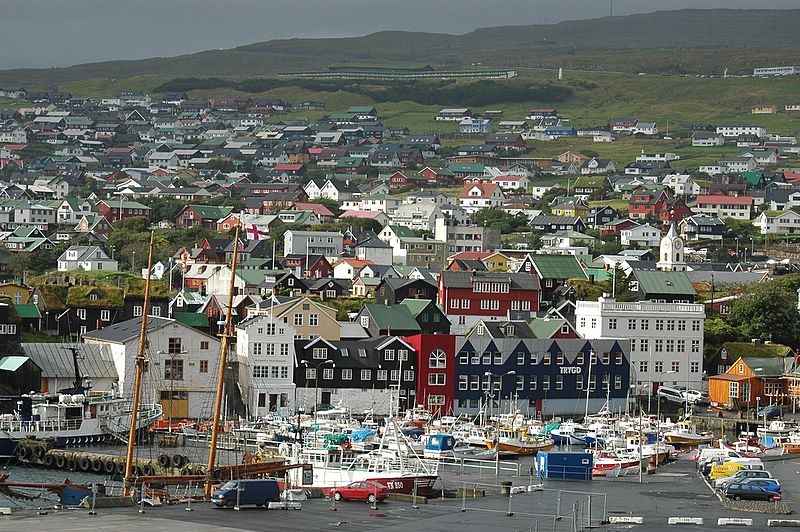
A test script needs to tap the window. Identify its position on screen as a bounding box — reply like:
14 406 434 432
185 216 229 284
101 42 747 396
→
361 369 372 381
305 368 316 380
168 337 182 354
280 366 289 379
271 366 279 378
517 352 525 365
398 349 409 361
312 347 327 359
677 340 685 353
614 375 622 390
403 370 414 382
556 375 563 390
459 352 469 365
459 375 468 390
729 381 739 399
77 308 87 320
677 320 686 332
671 361 680 372
385 349 395 361
639 361 648 373
628 319 636 330
342 369 353 380
253 343 263 356
655 339 663 352
542 376 550 391
640 339 649 353
493 352 502 365
666 339 674 353
543 352 551 365
293 314 303 327
318 367 331 380
690 361 699 373
691 340 700 353
560 324 570 335
152 306 162 317
133 305 143 317
655 319 664 331
429 349 446 368
200 341 209 350
164 359 184 380
266 323 276 335
377 370 388 381
390 369 400 382
253 366 268 378
692 320 701 332
281 344 289 357
199 360 208 373
590 318 597 328
476 325 485 336
557 352 564 365
450 299 459 309
428 395 445 406
470 375 480 390
641 320 649 330
429 373 445 385
655 361 663 373
309 314 319 326
666 320 675 331
609 318 617 330
480 300 490 310
529 376 537 390
100 310 110 322
511 300 519 311
461 299 470 309
615 352 623 365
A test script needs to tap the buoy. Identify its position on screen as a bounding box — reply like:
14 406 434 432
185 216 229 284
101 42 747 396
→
44 455 54 468
78 457 91 471
34 446 46 460
158 454 171 468
104 460 116 474
170 454 186 468
55 456 66 469
91 458 103 473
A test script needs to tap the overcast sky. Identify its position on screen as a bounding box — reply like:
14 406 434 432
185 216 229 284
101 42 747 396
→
0 0 796 69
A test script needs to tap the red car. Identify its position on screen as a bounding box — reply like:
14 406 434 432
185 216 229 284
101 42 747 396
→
330 481 388 503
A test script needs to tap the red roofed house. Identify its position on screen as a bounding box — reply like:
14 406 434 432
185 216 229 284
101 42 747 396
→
289 202 335 222
526 108 558 119
694 195 752 219
338 210 390 226
628 189 693 222
458 181 506 214
418 166 456 185
491 174 529 191
272 163 306 176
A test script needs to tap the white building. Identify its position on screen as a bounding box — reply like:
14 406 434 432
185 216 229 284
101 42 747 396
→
753 210 800 234
753 66 797 76
458 182 506 214
692 132 725 147
459 118 492 134
235 316 297 417
57 246 118 272
656 224 688 272
620 224 660 248
82 317 221 419
636 152 679 163
390 203 445 232
284 230 343 259
575 297 705 391
716 125 767 138
660 173 700 196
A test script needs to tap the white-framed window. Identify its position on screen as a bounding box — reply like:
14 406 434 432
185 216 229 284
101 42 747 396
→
152 306 161 316
461 299 470 309
450 299 459 309
100 310 111 322
305 368 316 380
360 369 371 380
516 376 524 391
133 305 143 317
309 313 319 326
428 395 445 406
529 376 537 390
556 375 563 390
517 352 525 365
691 340 700 353
390 369 400 382
360 316 370 328
639 360 648 373
280 366 288 379
403 370 414 381
429 349 446 368
614 375 622 389
480 300 490 310
609 318 617 330
253 343 263 356
691 361 699 373
470 375 480 390
77 308 87 320
312 347 326 359
459 375 468 390
398 349 409 361
385 349 395 361
293 314 303 326
542 375 550 391
342 369 353 380
377 369 388 381
428 373 445 385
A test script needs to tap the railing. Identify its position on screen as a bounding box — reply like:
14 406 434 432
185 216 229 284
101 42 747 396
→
0 418 84 433
576 301 705 314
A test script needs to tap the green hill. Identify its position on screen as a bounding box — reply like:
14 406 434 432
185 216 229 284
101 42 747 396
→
1 9 799 87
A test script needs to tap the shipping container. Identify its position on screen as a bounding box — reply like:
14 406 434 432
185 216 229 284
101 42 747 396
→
537 451 593 480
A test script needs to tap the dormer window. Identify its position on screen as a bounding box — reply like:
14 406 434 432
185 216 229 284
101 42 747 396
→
89 293 99 301
477 324 485 336
506 325 515 336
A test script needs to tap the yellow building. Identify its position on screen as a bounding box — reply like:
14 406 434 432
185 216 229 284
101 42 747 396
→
0 283 34 305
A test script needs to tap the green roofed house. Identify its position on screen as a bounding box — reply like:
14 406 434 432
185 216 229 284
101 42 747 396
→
528 317 578 339
175 204 233 230
631 270 696 303
397 298 450 335
173 311 210 332
60 285 124 339
14 303 41 331
355 304 421 337
523 254 588 307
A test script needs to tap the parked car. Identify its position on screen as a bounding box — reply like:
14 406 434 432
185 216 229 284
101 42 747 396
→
715 470 773 490
724 478 782 501
657 386 685 405
211 479 281 508
683 390 709 405
710 460 764 480
330 481 388 503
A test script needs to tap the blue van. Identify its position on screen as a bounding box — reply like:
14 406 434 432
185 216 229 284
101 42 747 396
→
211 479 281 508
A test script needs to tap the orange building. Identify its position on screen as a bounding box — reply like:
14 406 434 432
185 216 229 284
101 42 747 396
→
708 356 794 410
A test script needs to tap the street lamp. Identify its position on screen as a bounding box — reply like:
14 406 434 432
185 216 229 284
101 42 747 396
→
300 359 334 424
735 237 739 260
484 371 516 421
655 370 677 470
132 251 136 272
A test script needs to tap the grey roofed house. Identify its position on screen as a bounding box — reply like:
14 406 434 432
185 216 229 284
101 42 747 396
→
22 343 117 381
80 316 175 343
685 270 768 286
478 320 537 339
439 270 541 290
339 321 370 339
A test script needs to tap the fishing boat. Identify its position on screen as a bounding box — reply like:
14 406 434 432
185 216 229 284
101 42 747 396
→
485 427 553 455
591 450 642 476
663 420 713 445
550 421 589 446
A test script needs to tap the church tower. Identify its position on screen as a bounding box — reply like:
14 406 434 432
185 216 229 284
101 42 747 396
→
656 224 687 272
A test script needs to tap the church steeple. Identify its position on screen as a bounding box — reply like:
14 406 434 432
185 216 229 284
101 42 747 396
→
656 223 686 272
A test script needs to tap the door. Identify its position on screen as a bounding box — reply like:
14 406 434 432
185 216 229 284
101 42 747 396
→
320 391 331 406
160 390 189 418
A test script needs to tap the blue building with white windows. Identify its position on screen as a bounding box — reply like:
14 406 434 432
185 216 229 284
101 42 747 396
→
454 320 631 416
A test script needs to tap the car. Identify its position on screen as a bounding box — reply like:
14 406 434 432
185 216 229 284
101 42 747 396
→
683 390 709 405
657 386 685 405
211 479 281 508
724 478 782 501
330 480 388 503
715 469 773 490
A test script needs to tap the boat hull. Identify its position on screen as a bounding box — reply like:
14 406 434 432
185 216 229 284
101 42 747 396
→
664 434 712 445
486 440 553 456
303 474 438 497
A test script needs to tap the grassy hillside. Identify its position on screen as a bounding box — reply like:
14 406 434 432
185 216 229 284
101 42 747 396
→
1 9 798 87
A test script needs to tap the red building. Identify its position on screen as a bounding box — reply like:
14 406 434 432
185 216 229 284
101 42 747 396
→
437 271 540 317
628 190 693 222
96 199 152 223
282 254 333 279
598 218 639 236
418 166 456 185
404 334 456 416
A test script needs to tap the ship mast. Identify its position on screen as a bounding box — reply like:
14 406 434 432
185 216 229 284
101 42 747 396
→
123 232 155 496
205 224 241 498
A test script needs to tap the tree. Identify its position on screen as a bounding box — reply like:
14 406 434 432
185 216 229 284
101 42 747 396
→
538 187 567 214
727 281 800 348
472 207 528 234
306 198 342 217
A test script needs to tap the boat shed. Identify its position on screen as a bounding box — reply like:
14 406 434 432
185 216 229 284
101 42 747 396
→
21 343 118 394
0 356 41 395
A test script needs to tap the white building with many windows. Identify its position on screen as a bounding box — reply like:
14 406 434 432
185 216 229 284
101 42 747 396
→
575 296 705 392
235 316 297 416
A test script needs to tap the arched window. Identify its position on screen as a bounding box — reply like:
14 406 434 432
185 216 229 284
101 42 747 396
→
663 253 668 261
429 349 446 369
676 253 680 261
